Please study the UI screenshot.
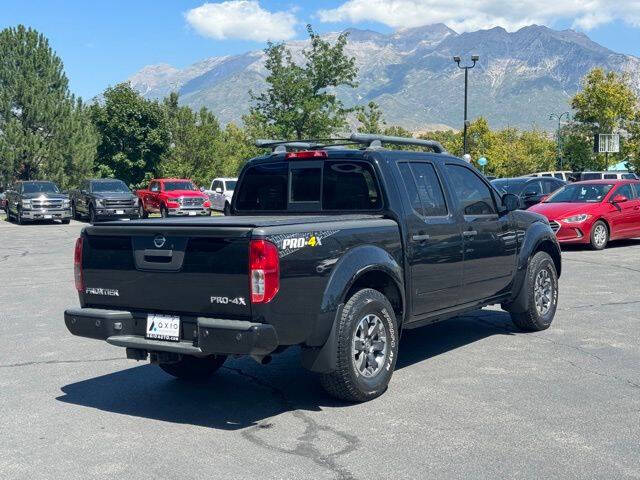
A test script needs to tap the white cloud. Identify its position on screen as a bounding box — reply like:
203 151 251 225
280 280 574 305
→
185 1 298 42
316 0 640 33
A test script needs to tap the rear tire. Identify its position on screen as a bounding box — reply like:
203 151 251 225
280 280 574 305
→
89 205 96 224
158 354 227 381
16 207 24 225
61 218 70 224
71 202 78 220
320 288 399 402
161 205 169 218
139 204 148 219
590 220 608 250
223 202 231 216
510 251 558 332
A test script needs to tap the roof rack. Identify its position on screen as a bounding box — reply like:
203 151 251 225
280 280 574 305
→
255 134 446 154
349 133 446 153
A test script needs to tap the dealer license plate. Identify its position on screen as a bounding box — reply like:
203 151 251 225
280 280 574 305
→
146 314 180 342
116 210 124 215
44 214 52 219
188 211 197 216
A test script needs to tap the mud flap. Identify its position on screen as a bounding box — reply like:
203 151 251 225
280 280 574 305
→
300 304 343 373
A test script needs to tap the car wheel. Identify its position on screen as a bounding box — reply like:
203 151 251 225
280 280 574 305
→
223 202 231 216
89 205 96 224
139 204 147 219
16 207 24 225
510 251 558 332
158 354 227 381
61 218 70 224
161 206 169 218
71 202 78 220
320 288 399 402
590 220 608 250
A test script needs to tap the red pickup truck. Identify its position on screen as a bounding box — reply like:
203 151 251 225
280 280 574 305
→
136 179 211 218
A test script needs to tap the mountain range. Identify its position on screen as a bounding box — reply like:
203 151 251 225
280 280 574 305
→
128 24 640 132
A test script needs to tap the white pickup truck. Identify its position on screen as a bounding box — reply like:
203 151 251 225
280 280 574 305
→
205 177 237 215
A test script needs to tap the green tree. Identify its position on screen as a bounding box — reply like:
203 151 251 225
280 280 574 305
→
571 68 637 169
91 83 170 187
356 101 386 134
0 25 96 187
560 123 599 171
245 24 358 140
161 93 222 187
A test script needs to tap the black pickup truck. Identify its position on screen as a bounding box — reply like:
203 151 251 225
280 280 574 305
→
69 178 139 223
64 134 561 402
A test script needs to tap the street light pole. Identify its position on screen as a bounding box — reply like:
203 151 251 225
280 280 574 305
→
454 55 479 155
549 111 570 170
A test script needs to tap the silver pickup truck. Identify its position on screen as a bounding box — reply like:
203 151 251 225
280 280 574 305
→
4 180 71 224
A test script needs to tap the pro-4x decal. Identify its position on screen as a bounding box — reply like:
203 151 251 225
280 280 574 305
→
268 230 339 257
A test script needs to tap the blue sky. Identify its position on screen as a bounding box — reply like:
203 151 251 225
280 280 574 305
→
3 0 640 100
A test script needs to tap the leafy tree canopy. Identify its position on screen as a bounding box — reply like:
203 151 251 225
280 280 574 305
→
90 83 170 188
245 24 358 140
0 25 96 188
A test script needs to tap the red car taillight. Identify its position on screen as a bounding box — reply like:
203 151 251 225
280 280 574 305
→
74 237 84 292
249 239 279 303
203 200 211 208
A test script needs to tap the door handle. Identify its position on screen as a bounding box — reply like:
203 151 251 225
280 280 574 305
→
411 234 430 242
462 230 478 238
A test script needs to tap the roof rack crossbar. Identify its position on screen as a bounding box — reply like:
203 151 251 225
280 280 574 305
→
349 133 446 153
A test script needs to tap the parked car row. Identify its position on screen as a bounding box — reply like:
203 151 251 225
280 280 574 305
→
526 170 638 182
2 176 240 225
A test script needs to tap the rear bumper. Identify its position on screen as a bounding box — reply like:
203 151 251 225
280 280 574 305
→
64 308 278 357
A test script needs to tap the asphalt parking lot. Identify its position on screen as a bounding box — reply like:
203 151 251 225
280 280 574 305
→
1 217 639 480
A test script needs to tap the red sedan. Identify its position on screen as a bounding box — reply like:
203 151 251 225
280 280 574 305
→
529 179 640 250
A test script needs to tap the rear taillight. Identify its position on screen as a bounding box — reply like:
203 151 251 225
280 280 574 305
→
74 237 84 293
249 239 279 303
203 200 211 208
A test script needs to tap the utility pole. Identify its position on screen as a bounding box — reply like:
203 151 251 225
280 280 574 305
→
549 112 570 170
454 55 479 155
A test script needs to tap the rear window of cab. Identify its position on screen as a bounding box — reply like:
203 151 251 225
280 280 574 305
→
235 160 382 212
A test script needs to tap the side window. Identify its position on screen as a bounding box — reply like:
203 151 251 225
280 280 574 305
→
522 180 543 196
542 179 561 194
604 174 618 179
445 164 496 216
408 163 447 216
212 180 222 191
150 182 159 192
542 173 552 177
398 163 426 216
615 184 635 199
554 173 564 179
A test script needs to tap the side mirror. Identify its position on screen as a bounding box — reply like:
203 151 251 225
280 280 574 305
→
502 193 520 212
612 194 628 203
215 187 222 194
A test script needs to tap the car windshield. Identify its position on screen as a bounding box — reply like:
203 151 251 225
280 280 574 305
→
491 179 527 195
545 183 614 203
164 181 196 191
22 182 59 194
225 181 237 191
92 180 130 193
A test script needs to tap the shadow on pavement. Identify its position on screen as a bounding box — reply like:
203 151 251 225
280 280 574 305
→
56 310 515 430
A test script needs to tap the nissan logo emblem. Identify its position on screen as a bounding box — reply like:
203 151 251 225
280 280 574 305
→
153 235 166 248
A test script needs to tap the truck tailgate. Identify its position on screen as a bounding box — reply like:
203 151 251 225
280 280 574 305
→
81 225 252 318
